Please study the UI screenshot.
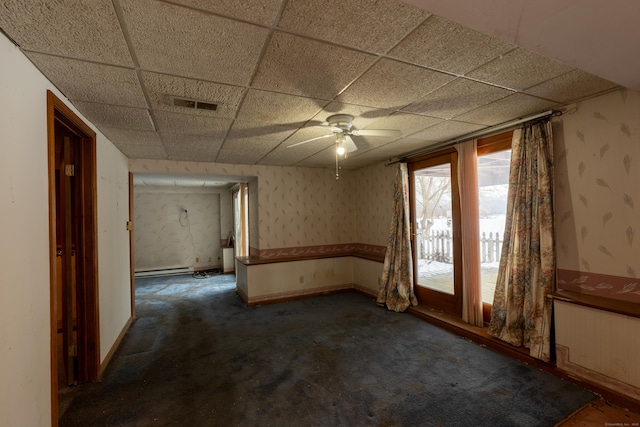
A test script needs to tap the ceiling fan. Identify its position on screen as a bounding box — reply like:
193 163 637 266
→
287 114 401 155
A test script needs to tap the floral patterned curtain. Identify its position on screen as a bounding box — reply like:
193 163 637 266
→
377 163 418 312
488 120 555 362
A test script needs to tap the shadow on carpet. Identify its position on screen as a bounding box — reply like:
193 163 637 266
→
61 274 594 426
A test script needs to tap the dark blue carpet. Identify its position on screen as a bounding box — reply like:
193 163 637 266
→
61 274 594 426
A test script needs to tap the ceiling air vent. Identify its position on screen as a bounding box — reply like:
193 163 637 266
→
170 96 218 111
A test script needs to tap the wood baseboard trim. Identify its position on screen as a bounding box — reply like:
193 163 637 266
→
556 344 640 406
98 315 133 379
242 284 353 307
407 303 640 413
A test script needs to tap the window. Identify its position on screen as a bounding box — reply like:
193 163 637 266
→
409 132 512 322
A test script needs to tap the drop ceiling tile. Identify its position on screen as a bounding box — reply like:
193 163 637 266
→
251 32 377 99
350 136 441 161
0 0 132 66
337 59 455 109
153 111 233 136
99 128 166 159
409 120 487 142
258 137 335 166
294 145 339 169
226 120 298 141
168 0 282 25
524 70 619 103
100 128 163 146
454 93 558 126
161 133 224 153
216 138 282 165
403 78 513 119
365 112 443 138
142 72 245 118
311 102 393 130
73 102 154 131
466 48 574 91
280 126 337 148
389 15 514 75
27 53 145 107
277 0 429 53
162 134 223 162
120 0 268 85
236 89 325 124
117 144 168 159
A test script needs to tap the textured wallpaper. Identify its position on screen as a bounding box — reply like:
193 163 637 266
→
554 89 640 300
129 160 359 251
134 187 228 271
355 163 396 246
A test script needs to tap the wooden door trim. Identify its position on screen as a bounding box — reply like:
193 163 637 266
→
408 151 463 317
47 90 99 425
129 172 135 319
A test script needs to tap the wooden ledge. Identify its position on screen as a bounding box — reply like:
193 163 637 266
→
549 290 640 319
237 252 384 266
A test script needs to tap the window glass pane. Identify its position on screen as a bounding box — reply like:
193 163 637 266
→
414 163 454 295
478 150 511 303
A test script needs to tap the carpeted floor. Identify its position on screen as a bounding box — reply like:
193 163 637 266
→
60 273 595 426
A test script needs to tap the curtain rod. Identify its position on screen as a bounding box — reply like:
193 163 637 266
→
385 109 559 166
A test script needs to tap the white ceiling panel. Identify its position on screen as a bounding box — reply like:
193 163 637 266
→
0 0 132 66
403 78 513 119
389 15 515 75
277 0 429 53
454 94 558 126
28 53 146 107
337 59 456 109
120 0 269 85
0 0 626 173
142 71 245 119
73 102 154 131
168 0 283 25
251 32 377 99
466 48 574 91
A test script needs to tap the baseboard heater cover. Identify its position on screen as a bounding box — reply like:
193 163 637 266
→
135 267 194 278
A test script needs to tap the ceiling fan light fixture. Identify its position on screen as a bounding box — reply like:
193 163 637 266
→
336 133 346 156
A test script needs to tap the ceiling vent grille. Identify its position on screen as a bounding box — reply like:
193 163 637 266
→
170 96 218 111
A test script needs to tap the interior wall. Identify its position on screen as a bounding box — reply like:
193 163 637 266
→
354 163 396 247
554 89 640 298
0 34 131 426
128 161 357 252
97 136 133 363
134 187 224 271
0 35 53 427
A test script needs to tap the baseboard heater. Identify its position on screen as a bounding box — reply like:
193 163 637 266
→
134 267 194 278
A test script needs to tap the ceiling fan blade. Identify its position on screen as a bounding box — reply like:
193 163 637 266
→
286 133 334 148
344 135 358 153
351 129 401 137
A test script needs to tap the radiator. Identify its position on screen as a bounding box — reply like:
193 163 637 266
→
134 267 194 278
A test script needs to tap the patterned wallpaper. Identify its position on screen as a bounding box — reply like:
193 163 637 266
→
134 187 230 271
129 160 361 251
354 163 396 246
554 89 640 301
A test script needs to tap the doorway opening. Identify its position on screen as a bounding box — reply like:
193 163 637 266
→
47 91 100 422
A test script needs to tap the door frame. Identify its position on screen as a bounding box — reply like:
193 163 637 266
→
408 148 463 316
47 90 100 423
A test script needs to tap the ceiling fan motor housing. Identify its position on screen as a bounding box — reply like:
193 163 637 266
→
327 114 354 132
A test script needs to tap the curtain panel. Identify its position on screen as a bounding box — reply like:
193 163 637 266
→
378 163 418 312
488 121 555 362
456 140 483 326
